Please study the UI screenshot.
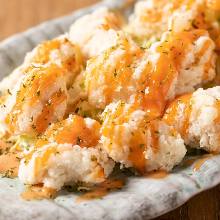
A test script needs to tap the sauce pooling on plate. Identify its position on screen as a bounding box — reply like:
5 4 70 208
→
0 140 19 178
76 179 124 203
144 170 168 179
21 185 57 200
193 154 213 171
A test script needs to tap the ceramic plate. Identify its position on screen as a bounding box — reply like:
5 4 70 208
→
1 1 220 219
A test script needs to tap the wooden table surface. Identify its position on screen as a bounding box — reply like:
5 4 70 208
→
0 0 219 219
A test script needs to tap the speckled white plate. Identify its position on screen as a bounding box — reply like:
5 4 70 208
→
1 1 220 219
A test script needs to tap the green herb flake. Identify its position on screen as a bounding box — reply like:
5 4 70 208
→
7 89 12 95
76 137 82 145
36 90 41 96
139 144 145 149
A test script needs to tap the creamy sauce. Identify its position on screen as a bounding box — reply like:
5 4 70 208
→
163 99 179 125
181 158 197 167
140 4 162 23
149 120 160 153
214 100 220 123
22 115 101 167
29 38 81 73
140 54 177 119
164 93 192 138
102 103 160 174
21 185 57 200
207 0 220 10
193 154 213 171
127 113 150 173
172 0 194 10
144 170 168 179
128 131 146 174
197 39 212 61
35 91 67 134
180 154 214 171
127 120 160 174
37 115 100 147
6 38 83 134
193 9 208 30
179 154 214 171
76 179 124 203
86 36 143 109
203 55 214 81
139 30 205 120
6 64 67 134
0 153 19 178
34 146 57 177
179 94 193 138
0 140 19 178
31 40 61 65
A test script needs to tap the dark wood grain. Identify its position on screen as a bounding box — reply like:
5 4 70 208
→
156 186 220 220
0 0 219 219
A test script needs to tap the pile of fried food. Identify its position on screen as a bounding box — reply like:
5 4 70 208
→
0 0 220 194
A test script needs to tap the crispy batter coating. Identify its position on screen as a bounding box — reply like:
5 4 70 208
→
100 101 186 173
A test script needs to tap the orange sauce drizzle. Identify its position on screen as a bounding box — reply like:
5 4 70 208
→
193 154 213 171
203 55 214 81
207 0 220 10
128 129 146 174
180 154 213 171
34 146 57 177
165 30 207 70
0 153 19 178
86 36 142 108
148 120 160 152
0 140 19 178
140 54 178 119
127 119 159 174
6 65 67 134
163 99 179 126
21 185 57 200
23 38 82 86
195 38 213 80
23 115 101 168
179 94 193 138
31 40 61 65
214 55 220 84
193 9 208 30
138 30 205 120
196 40 211 62
164 93 192 139
181 158 197 167
140 0 163 23
105 41 141 105
76 179 124 203
37 115 100 148
144 170 168 179
35 91 67 134
102 102 147 173
171 0 194 10
214 100 220 123
102 103 161 174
